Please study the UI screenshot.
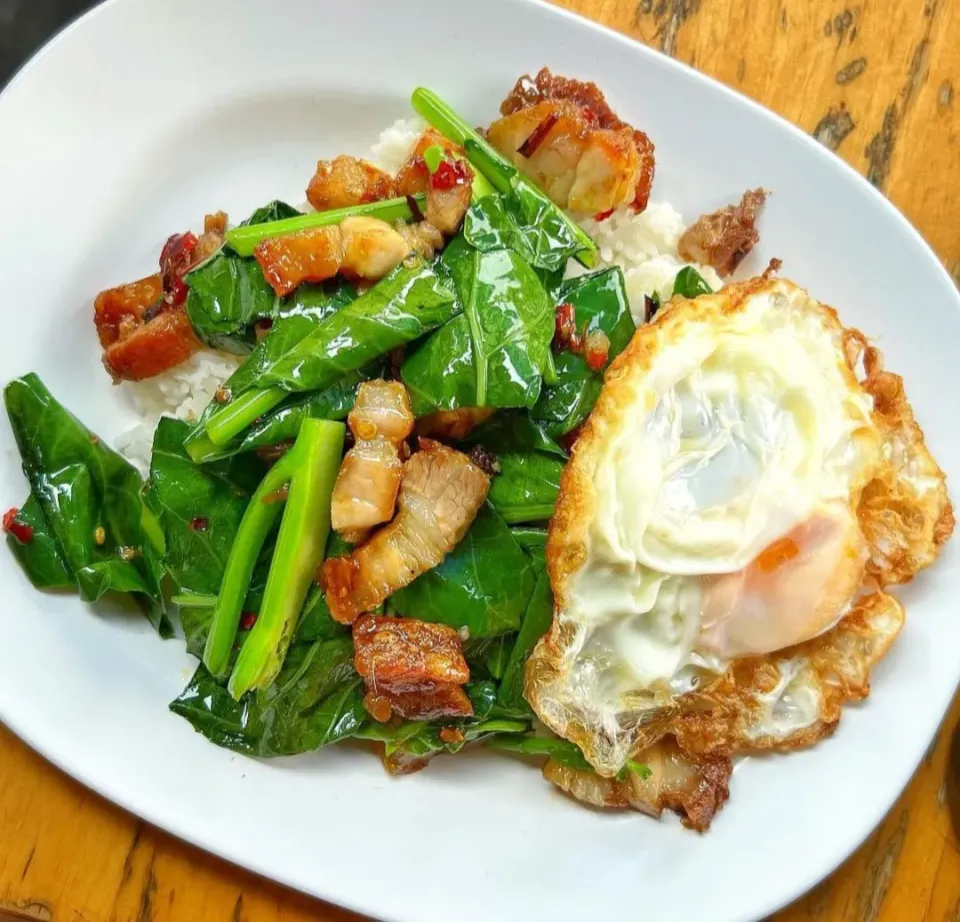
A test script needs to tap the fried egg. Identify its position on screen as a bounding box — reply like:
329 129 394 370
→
527 277 952 784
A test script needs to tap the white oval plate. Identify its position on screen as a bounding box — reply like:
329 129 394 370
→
1 2 958 921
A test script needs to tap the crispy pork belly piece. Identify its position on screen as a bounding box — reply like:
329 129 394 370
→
331 381 415 541
331 438 404 541
543 738 732 832
354 614 473 723
678 189 767 277
395 128 463 196
395 219 444 261
394 128 473 235
348 379 415 443
491 67 656 213
195 210 228 262
102 309 202 382
253 215 410 296
306 155 398 211
94 274 163 348
424 163 474 235
95 211 228 382
321 439 490 623
354 614 470 689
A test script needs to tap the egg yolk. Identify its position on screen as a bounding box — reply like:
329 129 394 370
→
697 507 866 658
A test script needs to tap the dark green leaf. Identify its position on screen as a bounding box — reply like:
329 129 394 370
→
462 414 566 524
391 503 536 637
463 412 567 459
464 635 515 681
4 494 72 590
170 637 364 756
185 255 277 354
184 284 358 460
463 184 588 272
510 526 547 554
402 238 554 414
487 453 562 524
3 374 169 635
672 266 712 299
146 418 265 597
533 267 636 437
239 200 302 228
261 259 458 394
498 555 553 714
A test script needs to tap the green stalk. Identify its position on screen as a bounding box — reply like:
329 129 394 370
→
172 593 217 608
411 88 512 194
185 430 225 464
202 448 300 678
496 504 556 525
228 418 345 699
205 387 285 448
542 350 558 386
225 195 427 257
412 88 596 266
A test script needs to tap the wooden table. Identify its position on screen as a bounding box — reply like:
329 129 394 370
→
2 1 959 920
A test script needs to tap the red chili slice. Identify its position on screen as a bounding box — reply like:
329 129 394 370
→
2 507 33 544
159 231 199 307
517 111 559 159
430 158 470 191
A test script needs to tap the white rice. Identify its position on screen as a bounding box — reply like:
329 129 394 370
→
570 203 722 324
369 117 424 173
114 120 718 470
115 350 243 473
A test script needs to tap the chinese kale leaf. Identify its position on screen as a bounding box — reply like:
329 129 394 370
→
401 237 555 415
4 374 169 634
391 503 537 638
532 267 635 438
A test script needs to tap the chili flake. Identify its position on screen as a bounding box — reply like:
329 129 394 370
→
2 507 33 545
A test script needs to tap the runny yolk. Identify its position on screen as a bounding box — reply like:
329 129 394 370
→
755 536 800 573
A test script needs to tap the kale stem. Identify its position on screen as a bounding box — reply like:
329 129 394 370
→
411 88 512 194
412 88 597 267
496 504 556 525
224 195 427 257
204 387 285 447
172 593 217 608
228 418 345 699
202 447 300 678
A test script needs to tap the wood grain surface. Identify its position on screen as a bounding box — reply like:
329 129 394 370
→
2 1 959 920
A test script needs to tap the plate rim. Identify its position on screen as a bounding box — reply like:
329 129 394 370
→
0 3 958 922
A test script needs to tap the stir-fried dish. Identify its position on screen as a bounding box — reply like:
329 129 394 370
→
3 71 952 831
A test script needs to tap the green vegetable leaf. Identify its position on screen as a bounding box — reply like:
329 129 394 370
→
402 238 554 414
4 494 72 590
487 733 652 781
463 413 566 524
533 267 636 438
184 284 361 461
672 266 712 299
146 418 265 599
3 374 169 634
239 200 302 228
171 637 364 756
184 254 277 354
498 548 553 714
464 188 588 272
391 503 536 637
196 261 458 451
262 259 458 394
